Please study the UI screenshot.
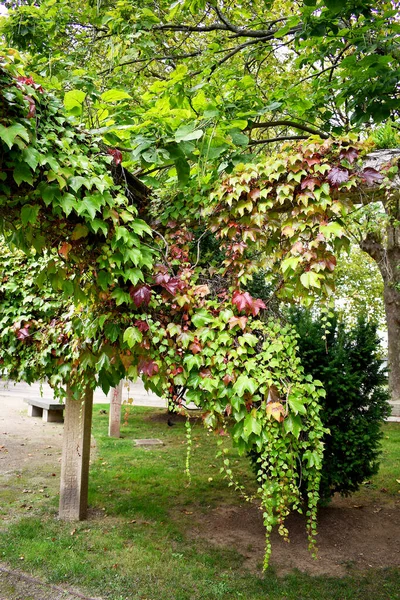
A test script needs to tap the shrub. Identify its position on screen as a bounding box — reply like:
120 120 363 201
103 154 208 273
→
250 310 391 502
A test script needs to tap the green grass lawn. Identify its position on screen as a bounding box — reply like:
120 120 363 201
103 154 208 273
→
0 406 399 600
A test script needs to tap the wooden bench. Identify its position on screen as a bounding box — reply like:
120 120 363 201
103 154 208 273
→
24 398 65 423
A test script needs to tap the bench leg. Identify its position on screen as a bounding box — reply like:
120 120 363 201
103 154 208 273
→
27 405 42 418
42 408 64 423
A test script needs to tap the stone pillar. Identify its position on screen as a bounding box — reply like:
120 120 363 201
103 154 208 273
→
59 385 93 521
108 381 123 438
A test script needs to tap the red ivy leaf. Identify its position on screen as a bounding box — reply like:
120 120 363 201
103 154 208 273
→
134 320 149 333
250 298 266 317
301 177 321 191
24 95 36 118
325 255 337 272
222 374 234 386
361 167 383 186
129 284 152 308
59 242 72 259
108 148 123 166
232 290 266 316
189 341 202 354
304 155 321 167
249 188 260 200
339 146 359 164
16 76 43 92
200 368 211 379
232 290 252 312
162 277 180 296
138 358 159 377
154 272 170 286
327 167 349 187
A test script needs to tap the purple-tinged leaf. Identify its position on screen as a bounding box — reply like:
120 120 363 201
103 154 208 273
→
16 326 31 341
162 277 180 296
327 167 349 187
129 284 152 307
154 272 170 286
361 167 383 186
339 147 359 164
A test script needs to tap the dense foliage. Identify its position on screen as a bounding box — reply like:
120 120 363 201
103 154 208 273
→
0 51 330 564
0 0 399 565
250 310 391 502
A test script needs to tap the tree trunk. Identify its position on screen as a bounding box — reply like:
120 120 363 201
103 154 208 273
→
59 385 93 520
361 229 400 405
383 278 400 404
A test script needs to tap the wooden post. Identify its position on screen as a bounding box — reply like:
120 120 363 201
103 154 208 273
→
108 381 123 438
59 385 93 521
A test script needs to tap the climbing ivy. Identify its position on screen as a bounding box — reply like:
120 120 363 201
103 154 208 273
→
0 47 396 567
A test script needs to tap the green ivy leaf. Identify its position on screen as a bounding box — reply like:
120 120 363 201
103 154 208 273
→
71 223 89 240
175 124 203 142
123 326 143 347
13 162 33 186
233 374 257 396
104 322 121 343
243 413 261 439
288 396 307 415
21 147 41 171
59 193 77 216
97 270 112 290
191 309 214 327
131 219 152 237
21 204 40 225
110 287 132 305
300 271 321 289
0 123 30 149
63 90 86 115
283 414 302 438
69 176 90 193
175 157 190 185
183 354 203 371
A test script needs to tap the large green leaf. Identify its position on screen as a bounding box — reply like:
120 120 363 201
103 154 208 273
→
63 90 86 115
101 89 132 102
0 123 30 149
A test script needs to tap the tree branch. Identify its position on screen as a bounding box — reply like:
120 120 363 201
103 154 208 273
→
99 52 201 75
247 120 329 139
248 135 308 146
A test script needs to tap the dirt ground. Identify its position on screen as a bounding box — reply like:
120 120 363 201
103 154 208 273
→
1 390 400 599
189 498 400 576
